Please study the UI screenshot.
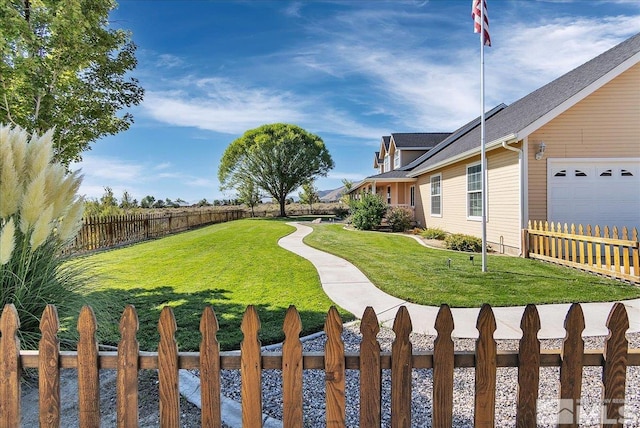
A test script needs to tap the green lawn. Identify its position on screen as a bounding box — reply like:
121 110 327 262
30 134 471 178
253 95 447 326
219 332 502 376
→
304 224 640 307
81 219 351 351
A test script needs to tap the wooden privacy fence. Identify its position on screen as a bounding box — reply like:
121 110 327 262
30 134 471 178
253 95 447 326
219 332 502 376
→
523 221 640 283
63 210 245 254
1 303 638 427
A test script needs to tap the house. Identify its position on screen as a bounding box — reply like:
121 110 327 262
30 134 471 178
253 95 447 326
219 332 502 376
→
356 133 451 212
352 32 640 255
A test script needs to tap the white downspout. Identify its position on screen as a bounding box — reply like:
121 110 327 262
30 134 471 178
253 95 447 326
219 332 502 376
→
502 141 524 256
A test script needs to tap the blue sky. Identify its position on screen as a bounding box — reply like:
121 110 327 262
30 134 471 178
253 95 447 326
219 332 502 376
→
72 0 640 204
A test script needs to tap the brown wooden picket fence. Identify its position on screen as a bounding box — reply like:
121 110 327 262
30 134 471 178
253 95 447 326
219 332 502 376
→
1 303 638 427
63 210 245 255
523 221 640 283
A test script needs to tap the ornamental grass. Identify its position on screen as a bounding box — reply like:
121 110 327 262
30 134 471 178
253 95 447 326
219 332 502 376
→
0 125 91 349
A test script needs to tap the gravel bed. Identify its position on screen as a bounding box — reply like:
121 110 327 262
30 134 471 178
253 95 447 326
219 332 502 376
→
203 325 640 427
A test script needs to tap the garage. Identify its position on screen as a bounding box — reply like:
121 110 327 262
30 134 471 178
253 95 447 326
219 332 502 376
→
547 158 640 234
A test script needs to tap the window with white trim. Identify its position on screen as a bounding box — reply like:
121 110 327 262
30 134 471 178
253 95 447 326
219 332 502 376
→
386 186 391 204
467 163 482 219
393 150 400 170
430 174 441 216
384 154 390 172
410 185 415 207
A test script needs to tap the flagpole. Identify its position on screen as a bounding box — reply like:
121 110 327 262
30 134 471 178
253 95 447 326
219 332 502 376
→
480 1 488 272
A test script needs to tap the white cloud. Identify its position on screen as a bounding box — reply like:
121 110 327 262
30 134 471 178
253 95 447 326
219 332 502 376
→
283 2 303 17
289 9 640 131
138 4 640 141
156 53 184 69
73 156 145 182
142 78 389 140
154 162 172 170
72 155 220 201
143 81 307 135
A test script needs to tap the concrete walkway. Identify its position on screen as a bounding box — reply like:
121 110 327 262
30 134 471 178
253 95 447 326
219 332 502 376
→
278 222 640 339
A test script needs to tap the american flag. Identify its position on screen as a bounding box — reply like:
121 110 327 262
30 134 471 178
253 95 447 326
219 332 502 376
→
472 0 491 47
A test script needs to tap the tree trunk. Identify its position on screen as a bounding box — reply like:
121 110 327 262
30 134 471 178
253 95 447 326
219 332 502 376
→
279 198 286 217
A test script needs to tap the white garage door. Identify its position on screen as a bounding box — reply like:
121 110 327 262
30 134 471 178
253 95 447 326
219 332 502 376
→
547 158 640 234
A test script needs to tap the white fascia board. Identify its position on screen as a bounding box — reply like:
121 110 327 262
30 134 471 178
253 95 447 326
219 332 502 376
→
348 180 368 193
379 138 388 157
407 134 518 177
518 52 640 139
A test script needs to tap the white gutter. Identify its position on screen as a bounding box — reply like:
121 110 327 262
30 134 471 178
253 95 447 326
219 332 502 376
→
408 133 518 178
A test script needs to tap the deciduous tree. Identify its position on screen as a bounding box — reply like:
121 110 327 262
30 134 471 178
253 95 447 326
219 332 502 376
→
1 0 144 165
298 181 319 214
219 123 334 217
236 177 262 217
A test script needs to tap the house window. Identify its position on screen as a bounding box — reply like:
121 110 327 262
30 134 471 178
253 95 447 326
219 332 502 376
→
387 186 391 204
410 185 415 208
430 174 441 216
393 150 400 170
467 163 482 219
384 154 390 172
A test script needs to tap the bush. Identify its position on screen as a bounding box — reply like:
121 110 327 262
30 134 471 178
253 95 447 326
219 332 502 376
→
332 205 350 219
0 125 88 349
421 227 447 240
444 233 483 252
387 206 413 232
349 193 387 230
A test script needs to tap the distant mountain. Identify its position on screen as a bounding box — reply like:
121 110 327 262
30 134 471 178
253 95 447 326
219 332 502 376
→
319 186 346 202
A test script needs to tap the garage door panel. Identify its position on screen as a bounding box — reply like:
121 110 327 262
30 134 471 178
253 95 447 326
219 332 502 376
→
547 159 640 233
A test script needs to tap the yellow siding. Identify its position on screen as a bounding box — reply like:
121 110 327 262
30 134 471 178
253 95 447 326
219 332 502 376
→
528 63 640 221
415 147 521 253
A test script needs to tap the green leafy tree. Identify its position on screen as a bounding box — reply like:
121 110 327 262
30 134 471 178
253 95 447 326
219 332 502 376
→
164 198 179 208
298 181 319 214
140 195 155 208
100 186 118 209
218 123 334 217
349 193 387 231
236 177 262 217
84 186 122 216
0 0 144 165
340 178 354 205
120 190 136 209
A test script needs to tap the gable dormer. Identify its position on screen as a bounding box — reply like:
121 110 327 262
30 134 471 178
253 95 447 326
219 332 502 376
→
378 136 391 173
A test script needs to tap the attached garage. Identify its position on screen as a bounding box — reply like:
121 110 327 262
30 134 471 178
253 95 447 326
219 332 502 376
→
547 158 640 233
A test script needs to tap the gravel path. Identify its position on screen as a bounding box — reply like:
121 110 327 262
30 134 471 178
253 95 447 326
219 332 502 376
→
212 324 640 427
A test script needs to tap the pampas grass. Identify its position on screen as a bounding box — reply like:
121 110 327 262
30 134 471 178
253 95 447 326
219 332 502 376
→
0 124 90 349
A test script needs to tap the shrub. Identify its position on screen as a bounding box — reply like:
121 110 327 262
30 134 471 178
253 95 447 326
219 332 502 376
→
332 205 349 219
349 193 387 230
444 233 483 252
421 227 448 240
387 206 413 232
0 125 88 348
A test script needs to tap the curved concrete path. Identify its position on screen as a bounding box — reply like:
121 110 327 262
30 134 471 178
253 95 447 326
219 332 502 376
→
278 222 640 339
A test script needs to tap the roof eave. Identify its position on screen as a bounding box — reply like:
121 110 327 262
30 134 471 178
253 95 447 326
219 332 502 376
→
408 133 518 177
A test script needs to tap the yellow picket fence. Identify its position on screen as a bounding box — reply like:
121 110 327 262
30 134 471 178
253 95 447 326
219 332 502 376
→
523 221 640 283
